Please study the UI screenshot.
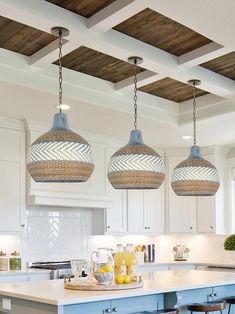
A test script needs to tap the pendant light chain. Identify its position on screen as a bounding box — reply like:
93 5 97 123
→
133 58 138 130
58 29 63 114
193 82 197 146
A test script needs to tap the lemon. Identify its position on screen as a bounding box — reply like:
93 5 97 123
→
123 275 131 283
101 265 113 272
115 275 124 284
97 268 105 272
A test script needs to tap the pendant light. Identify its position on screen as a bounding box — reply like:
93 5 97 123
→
107 57 165 189
171 80 219 196
26 27 94 182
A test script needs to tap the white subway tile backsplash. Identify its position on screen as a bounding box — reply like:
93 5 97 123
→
25 206 92 262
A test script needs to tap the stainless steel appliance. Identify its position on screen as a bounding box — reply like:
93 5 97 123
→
29 261 72 279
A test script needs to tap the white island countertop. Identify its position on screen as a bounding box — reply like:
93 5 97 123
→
0 270 235 306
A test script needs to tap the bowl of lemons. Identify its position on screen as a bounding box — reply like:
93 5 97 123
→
93 264 114 285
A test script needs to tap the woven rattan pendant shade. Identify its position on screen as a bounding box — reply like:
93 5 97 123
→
171 145 220 196
108 129 165 189
171 79 219 196
27 113 94 182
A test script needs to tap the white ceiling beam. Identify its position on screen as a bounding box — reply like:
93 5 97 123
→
88 0 147 31
29 39 80 66
178 43 232 68
115 71 166 91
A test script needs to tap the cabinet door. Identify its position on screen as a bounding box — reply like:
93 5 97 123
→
197 196 215 233
168 156 196 233
0 129 25 232
111 294 163 314
127 190 145 232
144 186 164 233
196 154 215 233
106 147 127 233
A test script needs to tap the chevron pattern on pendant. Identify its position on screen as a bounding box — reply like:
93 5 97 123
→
27 141 93 164
171 166 219 183
108 154 165 173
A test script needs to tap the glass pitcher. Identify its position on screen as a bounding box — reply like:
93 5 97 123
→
91 248 114 272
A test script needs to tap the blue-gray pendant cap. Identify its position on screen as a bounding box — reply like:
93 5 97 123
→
49 112 70 132
127 129 144 145
188 145 202 159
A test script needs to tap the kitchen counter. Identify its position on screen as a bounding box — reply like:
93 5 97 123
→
0 268 51 277
0 270 235 306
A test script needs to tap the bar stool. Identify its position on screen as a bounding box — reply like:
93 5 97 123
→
225 297 235 314
187 300 226 314
134 308 179 314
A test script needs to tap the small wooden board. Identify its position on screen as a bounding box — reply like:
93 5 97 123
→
64 280 143 291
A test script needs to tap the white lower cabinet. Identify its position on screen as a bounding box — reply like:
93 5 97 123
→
0 127 25 232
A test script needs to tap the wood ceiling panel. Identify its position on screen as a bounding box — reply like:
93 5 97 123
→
45 0 116 18
201 52 235 80
0 16 55 56
114 8 212 56
56 46 144 83
139 78 208 103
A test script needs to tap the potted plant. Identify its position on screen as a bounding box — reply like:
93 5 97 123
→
224 235 235 260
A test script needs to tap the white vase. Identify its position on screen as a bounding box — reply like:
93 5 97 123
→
227 251 235 260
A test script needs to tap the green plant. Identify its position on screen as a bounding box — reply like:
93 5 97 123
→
224 235 235 251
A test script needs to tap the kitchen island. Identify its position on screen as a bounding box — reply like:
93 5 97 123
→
0 270 235 313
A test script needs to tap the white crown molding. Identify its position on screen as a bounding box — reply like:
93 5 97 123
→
0 115 24 131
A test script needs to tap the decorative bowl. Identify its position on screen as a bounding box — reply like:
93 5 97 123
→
93 271 114 285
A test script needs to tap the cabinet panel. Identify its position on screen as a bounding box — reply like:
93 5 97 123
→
144 187 164 233
0 161 22 231
111 294 163 314
168 156 196 233
0 128 25 232
197 196 215 233
127 190 145 232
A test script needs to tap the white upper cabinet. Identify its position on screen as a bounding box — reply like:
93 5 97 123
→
0 125 25 232
127 186 164 234
105 147 127 233
167 155 196 233
166 147 229 235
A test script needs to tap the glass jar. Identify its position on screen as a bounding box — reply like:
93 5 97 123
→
125 244 138 282
0 251 8 271
9 251 21 270
114 244 126 277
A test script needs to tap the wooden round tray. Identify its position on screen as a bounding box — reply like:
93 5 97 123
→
64 279 143 291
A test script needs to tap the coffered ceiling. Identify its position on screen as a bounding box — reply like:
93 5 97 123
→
54 46 144 83
0 0 235 127
114 8 212 56
45 0 116 18
0 16 55 56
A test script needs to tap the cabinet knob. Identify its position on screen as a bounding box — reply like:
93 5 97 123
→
113 307 118 312
107 226 110 229
21 224 25 228
210 226 213 229
144 227 148 229
190 226 193 230
148 227 151 230
106 309 112 313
